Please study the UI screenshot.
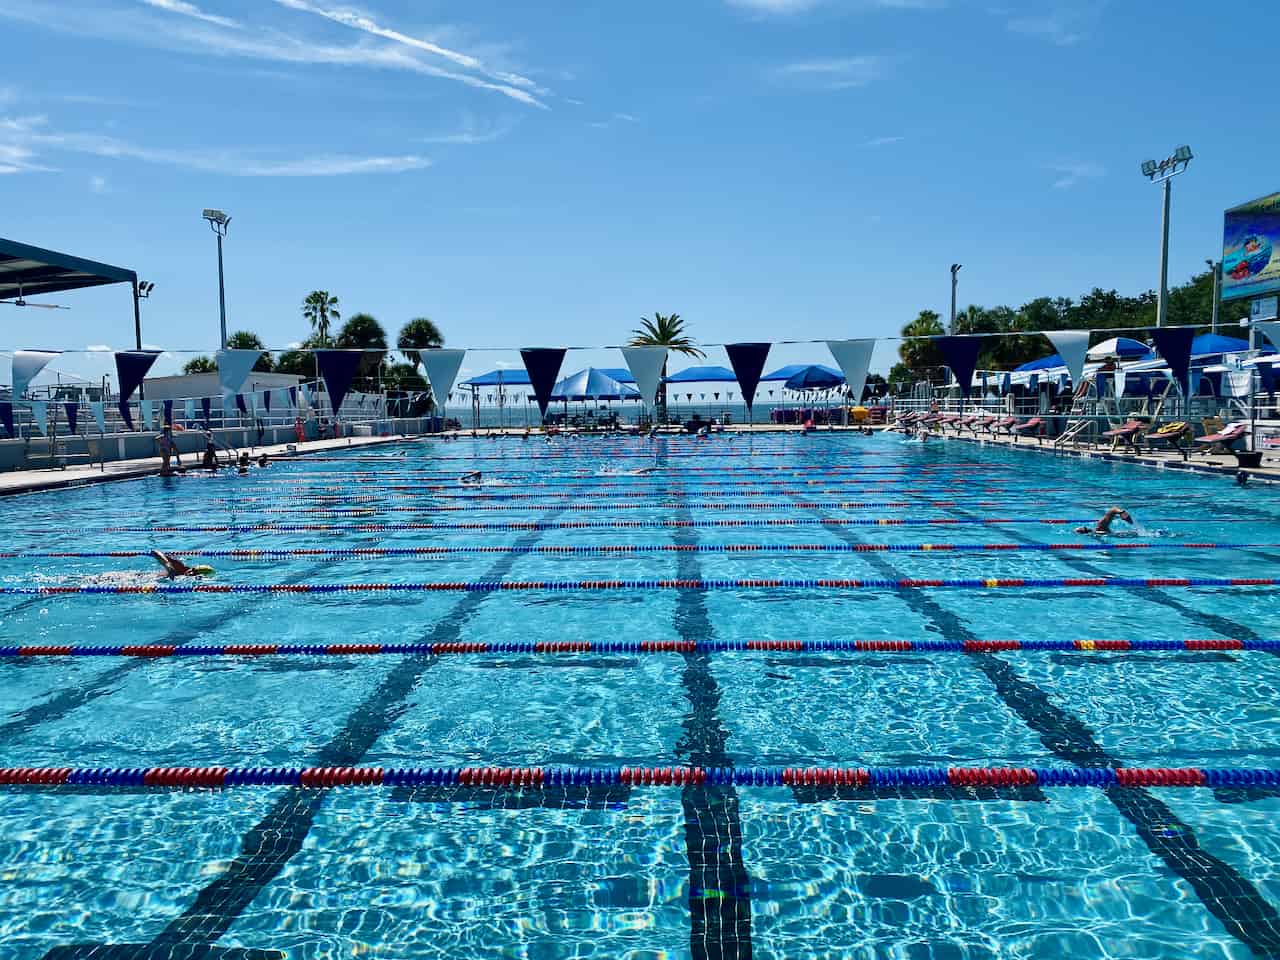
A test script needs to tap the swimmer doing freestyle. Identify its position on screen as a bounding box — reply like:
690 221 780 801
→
1075 507 1132 537
151 551 215 578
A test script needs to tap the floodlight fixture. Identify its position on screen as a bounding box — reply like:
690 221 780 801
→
1140 145 1193 327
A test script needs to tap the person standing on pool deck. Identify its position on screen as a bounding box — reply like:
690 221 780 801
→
157 426 181 475
1075 507 1133 536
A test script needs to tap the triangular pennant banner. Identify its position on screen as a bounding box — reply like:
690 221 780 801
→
118 400 135 431
65 402 78 434
932 336 983 399
216 349 263 398
315 350 364 417
28 400 48 435
185 398 196 423
0 401 12 437
200 397 212 425
139 399 153 432
825 340 875 410
262 389 272 412
12 350 61 399
520 348 567 417
235 394 248 415
115 351 161 401
725 342 772 413
1255 321 1280 353
620 346 668 407
1028 373 1040 392
1257 362 1277 393
273 388 289 411
1000 372 1011 394
90 402 105 433
288 386 298 408
1045 330 1090 386
1115 368 1128 397
1149 327 1196 396
163 399 174 425
420 349 465 410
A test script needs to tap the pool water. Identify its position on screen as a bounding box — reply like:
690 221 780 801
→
3 432 1280 959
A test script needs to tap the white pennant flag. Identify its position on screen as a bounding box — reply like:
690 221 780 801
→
419 349 465 410
1255 320 1280 353
1046 330 1090 387
1115 368 1128 397
620 346 668 407
12 350 60 399
825 339 875 405
28 400 48 435
139 399 153 431
216 349 262 399
90 401 106 433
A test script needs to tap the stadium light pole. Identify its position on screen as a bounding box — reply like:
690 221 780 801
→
949 264 962 333
202 209 231 348
1140 146 1192 327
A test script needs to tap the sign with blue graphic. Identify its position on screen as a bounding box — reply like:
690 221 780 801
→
1223 192 1280 301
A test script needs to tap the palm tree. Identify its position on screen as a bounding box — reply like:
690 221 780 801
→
628 312 705 419
302 291 340 346
397 317 445 367
336 313 389 390
182 356 217 375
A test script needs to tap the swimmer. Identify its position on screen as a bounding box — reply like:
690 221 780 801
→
461 470 483 485
1237 470 1250 488
1075 507 1133 537
257 454 270 468
150 550 214 579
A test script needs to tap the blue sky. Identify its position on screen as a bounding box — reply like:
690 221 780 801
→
1 0 1276 387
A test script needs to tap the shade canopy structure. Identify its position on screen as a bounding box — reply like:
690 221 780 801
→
0 237 137 299
461 369 532 387
550 367 641 401
1015 353 1064 372
664 365 737 383
596 367 636 383
762 363 844 383
1087 337 1153 360
1191 333 1250 356
782 365 845 391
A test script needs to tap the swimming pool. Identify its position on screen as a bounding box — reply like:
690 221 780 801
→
3 432 1280 959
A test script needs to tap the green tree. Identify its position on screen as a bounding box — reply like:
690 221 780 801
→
302 291 340 346
225 330 274 372
276 334 323 379
628 312 706 417
182 356 216 374
897 310 946 379
336 313 388 389
397 317 445 367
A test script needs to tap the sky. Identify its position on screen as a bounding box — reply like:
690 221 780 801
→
1 0 1277 388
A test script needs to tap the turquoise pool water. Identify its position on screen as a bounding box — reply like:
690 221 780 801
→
3 432 1280 959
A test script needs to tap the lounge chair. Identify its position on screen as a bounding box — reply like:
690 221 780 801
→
993 416 1018 435
1144 421 1191 460
974 415 997 434
1195 421 1249 456
1011 417 1045 443
957 415 979 433
1101 419 1145 452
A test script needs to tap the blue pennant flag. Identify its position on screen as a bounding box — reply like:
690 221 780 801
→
1149 328 1195 396
315 350 364 417
932 336 983 399
288 386 298 407
64 402 78 434
235 394 248 415
0 401 13 437
262 389 272 412
520 348 567 417
1257 362 1276 394
201 397 212 425
725 343 772 413
114 350 161 401
162 399 174 425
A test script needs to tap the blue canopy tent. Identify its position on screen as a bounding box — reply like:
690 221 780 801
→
782 365 844 391
462 369 532 386
1191 333 1250 357
664 365 738 383
761 363 844 383
550 368 640 401
1015 354 1064 372
596 367 637 383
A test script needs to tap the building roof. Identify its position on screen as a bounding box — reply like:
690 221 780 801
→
0 237 137 299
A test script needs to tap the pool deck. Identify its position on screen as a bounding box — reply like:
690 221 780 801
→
0 432 417 497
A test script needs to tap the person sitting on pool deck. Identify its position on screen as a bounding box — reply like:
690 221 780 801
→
150 550 214 578
1075 507 1133 536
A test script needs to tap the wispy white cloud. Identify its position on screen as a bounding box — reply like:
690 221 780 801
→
1048 160 1103 189
771 56 886 90
1 114 431 176
728 0 942 13
268 0 546 105
728 0 822 12
613 112 639 123
420 112 516 145
1003 2 1103 46
138 0 239 30
89 174 108 193
865 135 903 146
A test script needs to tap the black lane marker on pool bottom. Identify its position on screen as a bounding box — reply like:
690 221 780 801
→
41 515 563 960
822 517 1280 958
668 480 754 959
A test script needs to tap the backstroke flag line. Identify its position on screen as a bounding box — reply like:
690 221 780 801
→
620 346 667 407
826 340 875 406
521 348 566 417
932 336 983 399
725 342 771 413
420 349 465 412
65 402 78 434
12 350 60 399
1255 321 1280 353
115 351 160 402
1046 331 1090 387
1149 327 1196 397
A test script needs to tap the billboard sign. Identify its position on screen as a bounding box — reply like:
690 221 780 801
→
1223 192 1280 301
